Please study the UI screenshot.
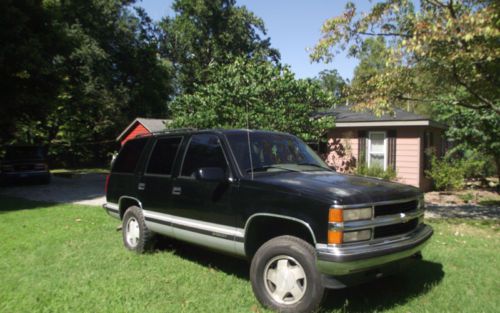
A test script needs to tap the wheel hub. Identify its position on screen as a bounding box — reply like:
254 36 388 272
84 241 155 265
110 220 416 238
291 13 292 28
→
125 217 140 247
263 255 307 305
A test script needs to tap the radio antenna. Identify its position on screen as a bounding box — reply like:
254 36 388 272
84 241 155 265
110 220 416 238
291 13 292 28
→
246 102 254 180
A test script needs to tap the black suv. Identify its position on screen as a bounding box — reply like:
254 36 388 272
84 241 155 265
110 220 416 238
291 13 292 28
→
0 145 51 185
104 129 432 313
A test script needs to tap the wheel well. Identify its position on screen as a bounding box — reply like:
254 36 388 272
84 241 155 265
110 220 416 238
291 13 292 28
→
245 216 315 258
119 197 141 219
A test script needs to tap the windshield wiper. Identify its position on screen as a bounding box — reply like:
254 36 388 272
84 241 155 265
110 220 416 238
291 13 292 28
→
245 165 296 173
297 162 331 170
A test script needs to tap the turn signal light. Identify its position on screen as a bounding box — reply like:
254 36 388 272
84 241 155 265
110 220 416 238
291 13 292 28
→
329 208 343 223
328 230 343 245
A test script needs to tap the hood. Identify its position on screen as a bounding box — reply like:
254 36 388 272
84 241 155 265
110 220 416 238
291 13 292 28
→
247 170 420 205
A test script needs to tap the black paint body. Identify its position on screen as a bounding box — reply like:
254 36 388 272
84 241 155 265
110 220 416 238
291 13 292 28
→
106 129 422 244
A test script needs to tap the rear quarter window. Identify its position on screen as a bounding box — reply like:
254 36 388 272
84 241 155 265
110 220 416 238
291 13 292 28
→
112 138 148 173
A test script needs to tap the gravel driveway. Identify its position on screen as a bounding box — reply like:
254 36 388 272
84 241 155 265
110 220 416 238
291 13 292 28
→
0 173 106 206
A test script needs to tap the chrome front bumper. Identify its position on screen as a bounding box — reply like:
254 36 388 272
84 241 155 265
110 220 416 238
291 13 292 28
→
316 224 433 276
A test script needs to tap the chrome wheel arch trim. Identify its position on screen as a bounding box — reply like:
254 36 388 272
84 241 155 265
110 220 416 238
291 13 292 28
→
244 213 317 245
118 196 143 216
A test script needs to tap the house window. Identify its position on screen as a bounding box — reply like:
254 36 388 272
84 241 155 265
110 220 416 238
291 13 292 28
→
367 131 387 170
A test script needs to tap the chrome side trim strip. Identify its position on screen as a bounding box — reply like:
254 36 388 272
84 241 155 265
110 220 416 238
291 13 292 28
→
244 213 317 245
103 202 120 220
331 196 419 209
143 210 245 239
143 210 245 257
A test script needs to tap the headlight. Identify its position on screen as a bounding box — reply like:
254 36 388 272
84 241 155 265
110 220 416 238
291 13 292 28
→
343 207 372 221
343 229 371 243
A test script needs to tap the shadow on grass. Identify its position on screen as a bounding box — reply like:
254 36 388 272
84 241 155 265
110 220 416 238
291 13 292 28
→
0 195 58 214
320 260 444 312
154 237 444 312
155 237 250 280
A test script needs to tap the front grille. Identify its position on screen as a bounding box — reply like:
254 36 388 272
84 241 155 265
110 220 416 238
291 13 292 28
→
373 218 418 238
374 200 418 217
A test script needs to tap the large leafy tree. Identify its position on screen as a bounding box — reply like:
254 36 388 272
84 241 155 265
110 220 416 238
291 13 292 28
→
311 0 499 114
0 0 64 145
315 69 347 106
169 58 334 141
311 0 499 180
159 0 280 94
2 0 174 165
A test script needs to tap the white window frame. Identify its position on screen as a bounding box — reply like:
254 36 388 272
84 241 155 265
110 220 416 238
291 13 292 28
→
366 131 388 170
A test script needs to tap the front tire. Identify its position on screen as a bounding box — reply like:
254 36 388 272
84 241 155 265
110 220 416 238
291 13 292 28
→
122 206 155 253
250 236 325 313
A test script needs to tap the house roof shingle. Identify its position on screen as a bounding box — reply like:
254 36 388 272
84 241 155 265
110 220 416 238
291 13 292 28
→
319 106 446 129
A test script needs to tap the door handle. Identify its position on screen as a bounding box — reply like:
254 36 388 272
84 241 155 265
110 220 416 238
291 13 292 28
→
138 183 146 191
172 186 182 196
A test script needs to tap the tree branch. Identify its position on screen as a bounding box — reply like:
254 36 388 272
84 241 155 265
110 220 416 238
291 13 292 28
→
358 31 412 38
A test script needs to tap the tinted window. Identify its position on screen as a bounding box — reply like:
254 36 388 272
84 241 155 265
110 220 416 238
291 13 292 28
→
112 138 148 173
225 132 329 174
146 137 182 175
181 134 227 177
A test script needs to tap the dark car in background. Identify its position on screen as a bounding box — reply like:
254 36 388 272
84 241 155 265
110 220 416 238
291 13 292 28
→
0 145 51 185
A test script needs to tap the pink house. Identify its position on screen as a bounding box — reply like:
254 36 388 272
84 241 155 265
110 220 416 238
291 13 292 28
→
320 106 447 191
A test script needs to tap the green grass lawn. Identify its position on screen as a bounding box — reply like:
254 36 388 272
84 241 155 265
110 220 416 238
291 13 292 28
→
0 196 498 313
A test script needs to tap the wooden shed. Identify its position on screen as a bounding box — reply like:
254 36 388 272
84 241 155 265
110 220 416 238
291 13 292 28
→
117 118 171 146
320 106 447 191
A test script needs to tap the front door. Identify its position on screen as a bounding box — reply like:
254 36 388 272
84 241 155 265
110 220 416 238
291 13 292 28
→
170 133 235 227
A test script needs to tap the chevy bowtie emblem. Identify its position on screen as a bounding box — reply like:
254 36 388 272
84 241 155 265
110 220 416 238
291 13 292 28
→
400 212 409 223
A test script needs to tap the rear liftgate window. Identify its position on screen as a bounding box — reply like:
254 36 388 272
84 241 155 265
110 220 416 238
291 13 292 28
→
112 138 148 173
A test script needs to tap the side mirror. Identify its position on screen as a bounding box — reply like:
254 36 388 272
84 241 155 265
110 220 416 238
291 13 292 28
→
195 167 226 182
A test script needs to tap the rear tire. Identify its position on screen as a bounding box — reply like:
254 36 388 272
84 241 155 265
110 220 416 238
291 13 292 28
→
250 236 325 313
122 206 155 253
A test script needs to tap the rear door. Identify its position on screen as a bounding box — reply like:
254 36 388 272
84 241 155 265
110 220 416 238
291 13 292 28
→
107 138 149 204
139 136 183 215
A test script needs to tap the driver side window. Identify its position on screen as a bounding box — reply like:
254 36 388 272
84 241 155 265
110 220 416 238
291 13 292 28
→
181 134 228 177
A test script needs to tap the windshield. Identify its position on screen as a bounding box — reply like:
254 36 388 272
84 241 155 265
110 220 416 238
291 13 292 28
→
5 146 46 160
225 131 330 175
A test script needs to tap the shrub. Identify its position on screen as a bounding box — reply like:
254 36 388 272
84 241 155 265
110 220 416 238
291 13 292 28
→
425 155 465 191
356 164 397 181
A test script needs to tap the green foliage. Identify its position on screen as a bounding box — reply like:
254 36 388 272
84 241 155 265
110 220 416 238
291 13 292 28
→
2 0 174 166
458 193 474 203
425 155 466 191
315 69 346 106
159 0 279 94
311 0 500 115
169 58 335 141
431 103 500 180
355 164 397 181
351 37 388 87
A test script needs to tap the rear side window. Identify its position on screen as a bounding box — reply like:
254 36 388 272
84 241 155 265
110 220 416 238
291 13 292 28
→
181 134 227 177
112 138 148 173
146 137 182 175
